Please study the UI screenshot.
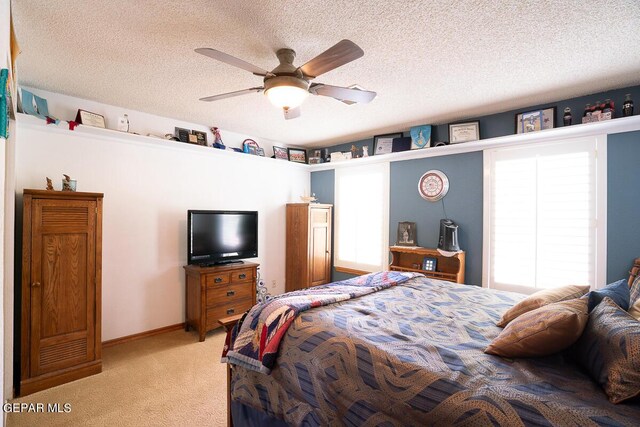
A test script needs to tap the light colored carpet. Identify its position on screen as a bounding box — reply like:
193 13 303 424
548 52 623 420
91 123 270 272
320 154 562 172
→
7 328 228 426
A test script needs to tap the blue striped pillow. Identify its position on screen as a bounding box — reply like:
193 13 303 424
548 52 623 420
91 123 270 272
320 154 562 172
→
587 279 630 313
573 297 640 403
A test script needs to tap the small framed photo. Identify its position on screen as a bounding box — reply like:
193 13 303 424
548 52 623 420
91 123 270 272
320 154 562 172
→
192 130 207 146
75 109 106 128
247 145 258 155
422 257 437 272
273 146 289 160
409 125 431 149
448 121 480 144
396 221 417 247
288 148 307 164
373 133 402 155
515 107 556 134
175 127 190 143
256 147 265 157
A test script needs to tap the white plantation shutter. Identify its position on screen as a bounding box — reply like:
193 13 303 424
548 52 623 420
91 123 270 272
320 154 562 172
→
484 137 604 293
334 163 389 272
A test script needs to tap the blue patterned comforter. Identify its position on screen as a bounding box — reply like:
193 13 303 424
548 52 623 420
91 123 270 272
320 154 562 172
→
231 276 640 426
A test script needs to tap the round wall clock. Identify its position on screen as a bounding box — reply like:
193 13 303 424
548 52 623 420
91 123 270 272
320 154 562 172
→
418 170 450 202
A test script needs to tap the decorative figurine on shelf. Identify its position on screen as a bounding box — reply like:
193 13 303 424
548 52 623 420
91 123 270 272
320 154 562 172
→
362 146 369 157
61 174 77 192
623 94 634 117
563 107 572 126
300 193 317 203
351 144 358 159
46 177 54 191
211 127 224 149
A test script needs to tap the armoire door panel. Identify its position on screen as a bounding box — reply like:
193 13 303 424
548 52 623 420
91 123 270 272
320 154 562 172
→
40 233 89 337
29 197 97 378
311 226 328 283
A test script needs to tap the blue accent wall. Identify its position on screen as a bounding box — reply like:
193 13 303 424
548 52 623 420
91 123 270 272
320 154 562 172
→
390 153 484 285
607 130 640 282
310 83 640 285
310 170 334 205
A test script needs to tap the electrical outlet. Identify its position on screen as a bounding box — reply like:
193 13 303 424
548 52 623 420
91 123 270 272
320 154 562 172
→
271 280 277 288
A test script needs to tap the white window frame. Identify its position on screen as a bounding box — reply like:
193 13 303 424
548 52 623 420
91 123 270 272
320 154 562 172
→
482 135 607 293
334 162 390 272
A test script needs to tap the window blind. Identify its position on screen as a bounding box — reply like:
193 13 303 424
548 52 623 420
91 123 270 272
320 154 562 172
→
334 163 389 272
485 138 602 293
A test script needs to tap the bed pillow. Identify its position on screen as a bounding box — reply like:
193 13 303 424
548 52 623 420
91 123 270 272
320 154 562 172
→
587 279 630 313
486 298 588 358
630 274 640 304
573 297 640 404
497 285 589 327
629 297 640 321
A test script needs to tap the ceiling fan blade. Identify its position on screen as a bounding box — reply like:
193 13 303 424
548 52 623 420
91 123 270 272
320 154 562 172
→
199 87 263 102
195 48 273 77
299 40 364 79
310 83 377 104
283 107 301 120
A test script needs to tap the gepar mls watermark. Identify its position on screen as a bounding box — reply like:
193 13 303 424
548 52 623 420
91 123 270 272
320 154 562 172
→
3 402 71 413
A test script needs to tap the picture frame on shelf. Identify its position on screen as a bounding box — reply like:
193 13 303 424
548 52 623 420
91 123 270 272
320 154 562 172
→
75 109 106 128
247 145 258 155
192 130 207 146
448 121 480 144
273 146 289 160
396 221 417 247
256 147 265 156
409 125 431 149
422 257 437 272
515 107 556 134
288 148 307 164
373 132 402 155
175 127 190 143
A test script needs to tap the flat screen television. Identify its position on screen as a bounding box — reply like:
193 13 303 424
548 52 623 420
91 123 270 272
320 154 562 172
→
187 210 258 266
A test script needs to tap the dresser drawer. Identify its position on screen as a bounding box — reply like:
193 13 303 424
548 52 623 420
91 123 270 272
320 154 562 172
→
231 268 253 283
206 282 253 307
205 272 230 287
206 298 253 326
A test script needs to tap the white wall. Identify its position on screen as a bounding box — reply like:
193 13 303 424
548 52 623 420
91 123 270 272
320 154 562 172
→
16 107 308 341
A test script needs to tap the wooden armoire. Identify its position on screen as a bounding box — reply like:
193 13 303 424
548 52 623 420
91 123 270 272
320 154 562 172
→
20 189 103 396
285 203 332 292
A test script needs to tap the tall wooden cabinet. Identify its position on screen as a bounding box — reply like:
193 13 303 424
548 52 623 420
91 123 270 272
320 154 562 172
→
286 203 332 292
20 190 103 396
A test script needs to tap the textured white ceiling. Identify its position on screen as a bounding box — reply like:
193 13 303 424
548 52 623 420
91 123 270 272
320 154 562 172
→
12 0 640 147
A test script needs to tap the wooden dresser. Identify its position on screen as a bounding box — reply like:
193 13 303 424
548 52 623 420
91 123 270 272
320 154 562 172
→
20 189 103 396
184 262 258 341
286 203 332 292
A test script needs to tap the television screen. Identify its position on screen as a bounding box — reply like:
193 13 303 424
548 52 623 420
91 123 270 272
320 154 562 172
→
188 210 258 265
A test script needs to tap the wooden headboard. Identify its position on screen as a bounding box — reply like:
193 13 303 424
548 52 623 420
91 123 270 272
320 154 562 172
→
629 257 640 287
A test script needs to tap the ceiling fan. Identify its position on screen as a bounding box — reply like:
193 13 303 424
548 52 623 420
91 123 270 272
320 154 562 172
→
195 39 377 120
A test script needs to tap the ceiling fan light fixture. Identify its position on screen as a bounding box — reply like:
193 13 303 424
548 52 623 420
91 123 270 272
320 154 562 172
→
264 76 309 110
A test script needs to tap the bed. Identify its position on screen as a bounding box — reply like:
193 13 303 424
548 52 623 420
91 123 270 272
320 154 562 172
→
223 266 640 426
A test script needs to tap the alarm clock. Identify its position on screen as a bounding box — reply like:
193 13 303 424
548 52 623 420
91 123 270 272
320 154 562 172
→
418 170 449 202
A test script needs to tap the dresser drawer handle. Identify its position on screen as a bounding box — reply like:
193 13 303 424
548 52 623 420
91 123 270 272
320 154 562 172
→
226 290 235 297
238 273 246 279
214 277 223 283
226 308 235 315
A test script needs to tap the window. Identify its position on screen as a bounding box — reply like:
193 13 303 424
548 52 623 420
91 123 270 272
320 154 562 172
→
483 136 606 293
334 163 389 272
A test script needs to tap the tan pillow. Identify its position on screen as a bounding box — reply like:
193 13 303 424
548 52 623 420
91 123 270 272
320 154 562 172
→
497 285 589 327
628 297 640 321
485 298 588 358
